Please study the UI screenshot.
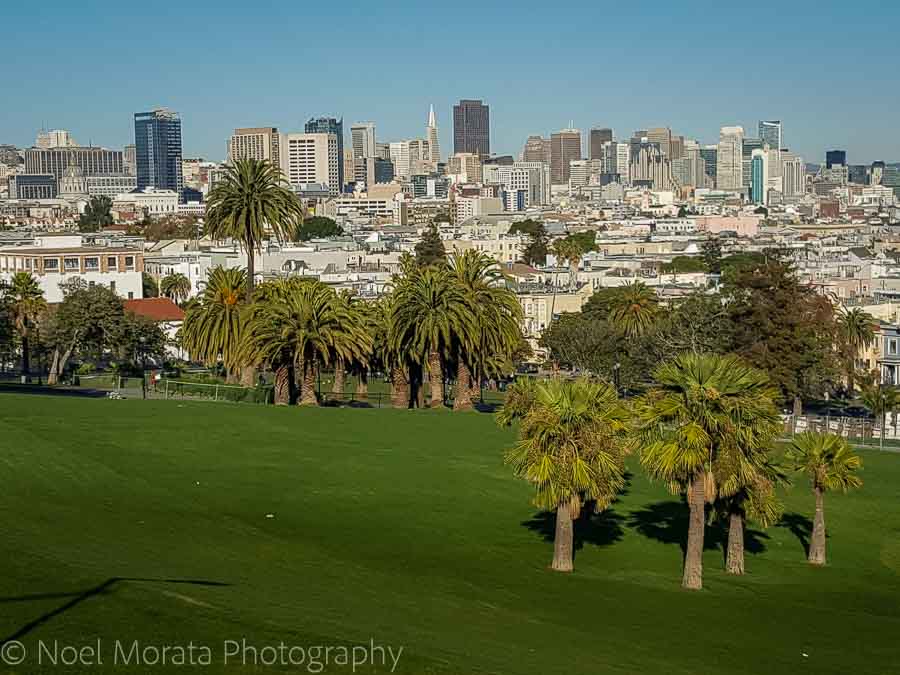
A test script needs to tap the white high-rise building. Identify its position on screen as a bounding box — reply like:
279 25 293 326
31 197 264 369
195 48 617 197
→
426 105 440 169
351 122 376 160
569 160 591 188
36 129 77 149
280 132 339 195
615 142 630 183
716 126 744 191
228 127 280 164
512 161 551 205
781 151 806 198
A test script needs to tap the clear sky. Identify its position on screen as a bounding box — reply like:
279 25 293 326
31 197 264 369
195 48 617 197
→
5 0 898 164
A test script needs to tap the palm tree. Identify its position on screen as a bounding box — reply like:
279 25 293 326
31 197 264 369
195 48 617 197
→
836 306 875 396
6 272 46 383
390 266 472 408
160 273 191 304
181 267 247 381
205 158 304 302
608 281 659 338
787 432 862 565
448 251 523 410
353 297 388 401
551 237 585 290
635 352 780 589
328 290 364 398
499 378 629 572
239 278 370 406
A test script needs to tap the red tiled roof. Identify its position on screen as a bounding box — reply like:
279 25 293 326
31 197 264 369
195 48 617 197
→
124 297 185 322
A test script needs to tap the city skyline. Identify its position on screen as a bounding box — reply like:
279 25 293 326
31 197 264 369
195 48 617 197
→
3 1 899 164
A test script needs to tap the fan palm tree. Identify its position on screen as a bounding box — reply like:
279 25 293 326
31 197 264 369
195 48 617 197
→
160 273 192 304
608 281 659 338
239 278 371 406
328 290 364 397
239 278 297 405
634 352 780 589
390 266 471 408
205 158 304 302
836 307 875 396
787 432 862 565
6 272 46 383
552 237 585 290
181 267 247 381
499 378 629 572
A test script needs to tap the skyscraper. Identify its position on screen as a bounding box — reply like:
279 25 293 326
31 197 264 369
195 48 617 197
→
700 145 718 186
781 151 805 198
228 128 280 164
629 141 675 190
589 128 613 160
280 132 339 195
134 108 183 192
826 150 847 168
305 117 344 190
750 149 768 204
742 138 763 188
453 99 490 157
350 122 376 160
758 121 783 151
523 135 551 164
646 127 673 158
426 105 440 168
550 128 581 184
716 126 744 190
36 129 77 149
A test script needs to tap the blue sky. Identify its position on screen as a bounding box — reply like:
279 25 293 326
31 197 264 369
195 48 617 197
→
5 0 899 163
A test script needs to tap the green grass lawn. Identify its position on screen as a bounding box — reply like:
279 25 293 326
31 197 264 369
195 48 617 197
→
0 394 898 674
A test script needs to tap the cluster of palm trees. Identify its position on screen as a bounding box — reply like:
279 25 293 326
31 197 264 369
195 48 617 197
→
1 272 47 383
501 352 863 589
181 249 524 408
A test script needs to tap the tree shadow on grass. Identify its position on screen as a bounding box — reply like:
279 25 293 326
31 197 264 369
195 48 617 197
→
522 507 625 561
777 512 814 557
0 577 231 645
628 500 769 563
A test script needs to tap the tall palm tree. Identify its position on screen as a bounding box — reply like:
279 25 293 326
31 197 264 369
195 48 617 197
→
6 272 46 383
634 352 780 589
329 290 363 397
353 296 388 400
448 251 523 410
608 281 659 338
390 266 471 408
836 307 875 396
551 237 585 291
239 278 370 406
160 273 191 304
181 267 247 381
205 158 304 302
499 378 629 572
787 432 862 565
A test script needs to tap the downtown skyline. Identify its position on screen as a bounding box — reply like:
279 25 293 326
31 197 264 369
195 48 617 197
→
4 0 900 164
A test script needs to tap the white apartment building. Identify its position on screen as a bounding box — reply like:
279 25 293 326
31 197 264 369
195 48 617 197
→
0 234 143 302
280 133 339 196
144 253 214 299
228 127 280 164
351 122 376 160
781 152 806 198
717 126 744 190
113 188 179 216
454 196 503 222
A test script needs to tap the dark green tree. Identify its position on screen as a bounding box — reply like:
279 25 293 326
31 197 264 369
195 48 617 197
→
414 223 447 268
660 256 707 274
701 239 723 274
296 216 343 241
509 219 549 266
78 196 114 233
142 273 159 298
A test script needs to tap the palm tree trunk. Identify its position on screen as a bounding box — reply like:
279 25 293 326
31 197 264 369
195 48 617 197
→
453 358 473 411
20 333 30 384
808 486 826 565
299 359 318 406
273 363 291 405
246 249 255 302
332 359 346 397
569 260 578 290
356 369 368 400
551 502 575 572
240 365 256 387
47 348 60 386
682 472 706 590
428 350 443 408
390 366 408 409
725 512 745 575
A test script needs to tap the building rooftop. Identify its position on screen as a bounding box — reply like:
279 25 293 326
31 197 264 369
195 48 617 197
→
124 298 185 322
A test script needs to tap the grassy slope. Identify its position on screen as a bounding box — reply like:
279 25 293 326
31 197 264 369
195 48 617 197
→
0 394 898 674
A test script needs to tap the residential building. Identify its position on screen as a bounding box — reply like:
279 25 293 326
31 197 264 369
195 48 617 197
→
350 122 376 160
453 99 490 157
589 128 613 160
134 108 183 193
550 128 581 184
228 127 280 164
716 126 744 190
281 133 339 195
305 117 344 190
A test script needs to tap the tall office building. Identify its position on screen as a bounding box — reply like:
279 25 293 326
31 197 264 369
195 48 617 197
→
134 108 183 192
447 152 483 183
280 132 339 195
453 99 490 157
700 145 718 186
35 129 77 149
589 128 613 160
351 122 376 160
646 127 673 158
523 135 551 164
24 146 124 180
750 149 769 204
826 150 847 168
781 151 805 198
426 105 441 168
614 142 631 183
305 117 344 190
123 144 136 176
228 127 280 164
742 138 763 188
758 121 783 151
871 161 886 186
550 128 581 184
716 126 744 190
629 141 675 190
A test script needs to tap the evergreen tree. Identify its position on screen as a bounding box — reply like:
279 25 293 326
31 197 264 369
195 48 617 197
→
414 223 446 267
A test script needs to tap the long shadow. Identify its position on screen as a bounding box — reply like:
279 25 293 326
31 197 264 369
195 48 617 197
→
522 507 625 560
628 500 769 561
777 512 814 557
0 577 231 645
0 384 108 398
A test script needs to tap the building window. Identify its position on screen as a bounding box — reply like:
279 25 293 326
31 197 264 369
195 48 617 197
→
890 340 898 356
127 292 134 299
125 256 135 270
110 281 116 292
44 258 59 272
64 258 80 272
84 257 99 271
108 256 117 270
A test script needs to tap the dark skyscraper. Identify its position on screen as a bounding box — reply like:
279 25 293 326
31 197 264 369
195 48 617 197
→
826 150 847 168
305 117 344 190
453 99 490 157
134 108 183 192
589 128 613 160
